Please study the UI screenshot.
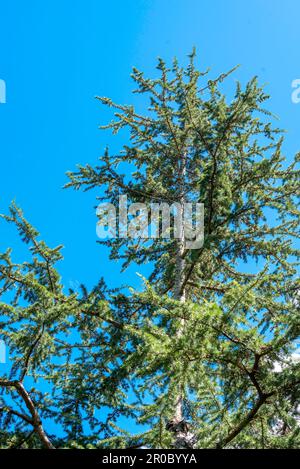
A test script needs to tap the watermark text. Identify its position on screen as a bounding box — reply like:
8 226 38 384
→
96 196 204 249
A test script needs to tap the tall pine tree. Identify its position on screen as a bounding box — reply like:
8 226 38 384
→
1 51 299 448
66 51 300 448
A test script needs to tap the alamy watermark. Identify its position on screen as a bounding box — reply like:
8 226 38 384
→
291 79 300 104
0 80 7 361
0 340 6 364
96 195 204 249
0 79 7 361
0 79 6 104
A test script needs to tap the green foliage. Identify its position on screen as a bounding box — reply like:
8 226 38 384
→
1 52 300 448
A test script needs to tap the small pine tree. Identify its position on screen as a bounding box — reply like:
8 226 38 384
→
1 51 300 449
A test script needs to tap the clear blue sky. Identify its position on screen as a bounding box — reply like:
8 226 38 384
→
0 0 300 296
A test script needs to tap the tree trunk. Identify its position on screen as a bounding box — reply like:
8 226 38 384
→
167 151 196 449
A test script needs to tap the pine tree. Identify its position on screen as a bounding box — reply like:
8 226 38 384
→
0 204 138 448
66 51 300 448
1 51 300 449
